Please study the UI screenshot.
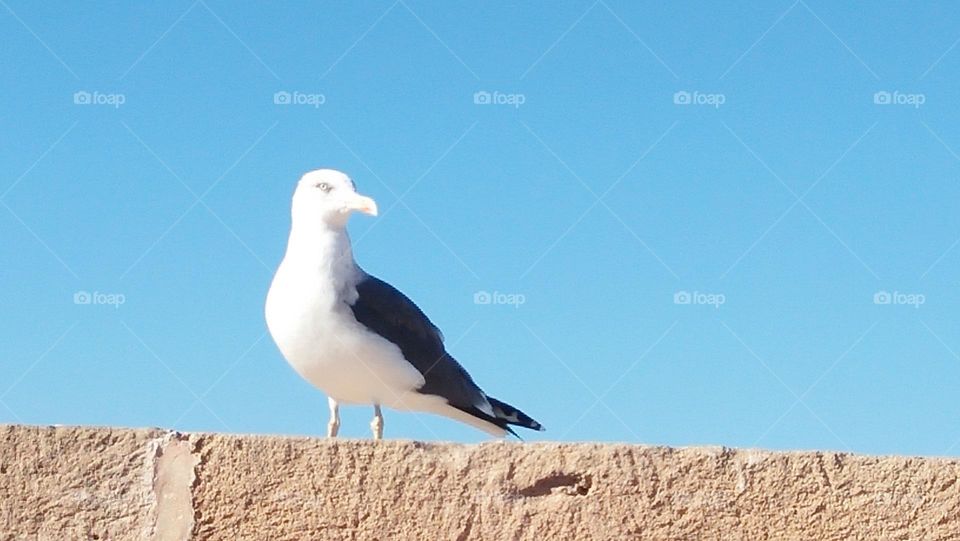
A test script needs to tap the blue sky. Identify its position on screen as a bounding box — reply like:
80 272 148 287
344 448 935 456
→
2 1 959 456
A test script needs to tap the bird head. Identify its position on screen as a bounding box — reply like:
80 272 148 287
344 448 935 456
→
291 169 378 228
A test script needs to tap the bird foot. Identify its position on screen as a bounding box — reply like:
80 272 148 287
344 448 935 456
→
327 397 340 438
370 416 383 440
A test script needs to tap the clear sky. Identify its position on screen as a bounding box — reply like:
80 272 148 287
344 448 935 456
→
2 1 959 456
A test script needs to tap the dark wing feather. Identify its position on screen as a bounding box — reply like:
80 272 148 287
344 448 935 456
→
349 274 488 411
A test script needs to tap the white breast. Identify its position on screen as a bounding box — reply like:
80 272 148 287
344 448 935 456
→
265 246 425 406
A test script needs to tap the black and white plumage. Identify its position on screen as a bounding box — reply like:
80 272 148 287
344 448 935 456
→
265 169 543 439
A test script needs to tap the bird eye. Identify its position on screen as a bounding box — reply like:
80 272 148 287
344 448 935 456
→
315 182 332 193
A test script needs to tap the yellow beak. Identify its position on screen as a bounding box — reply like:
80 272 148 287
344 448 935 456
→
348 194 378 216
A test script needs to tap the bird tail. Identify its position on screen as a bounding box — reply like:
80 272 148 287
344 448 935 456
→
487 396 544 436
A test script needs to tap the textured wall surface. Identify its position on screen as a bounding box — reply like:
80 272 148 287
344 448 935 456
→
1 424 959 540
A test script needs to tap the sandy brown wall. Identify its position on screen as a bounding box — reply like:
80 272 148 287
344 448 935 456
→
1 425 959 540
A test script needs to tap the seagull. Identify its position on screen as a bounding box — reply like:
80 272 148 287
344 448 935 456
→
265 169 543 439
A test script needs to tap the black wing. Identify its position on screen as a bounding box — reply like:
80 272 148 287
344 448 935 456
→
349 273 545 435
349 274 488 410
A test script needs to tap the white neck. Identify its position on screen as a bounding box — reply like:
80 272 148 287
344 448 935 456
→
281 221 362 303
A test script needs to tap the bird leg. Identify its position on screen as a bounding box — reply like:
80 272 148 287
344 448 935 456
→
370 404 383 440
327 397 340 438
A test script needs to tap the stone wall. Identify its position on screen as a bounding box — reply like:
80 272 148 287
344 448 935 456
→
2 425 958 540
